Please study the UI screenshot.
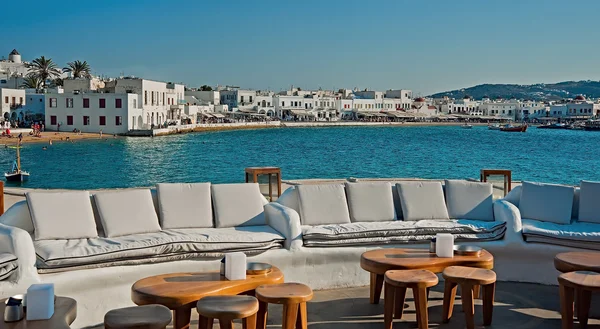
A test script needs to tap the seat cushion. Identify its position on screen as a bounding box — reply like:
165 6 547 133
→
522 218 600 250
94 189 162 238
296 184 351 226
212 183 266 228
396 181 450 221
0 253 18 281
302 219 506 247
156 183 213 229
578 181 600 224
345 182 396 222
445 180 494 221
26 191 98 240
33 226 284 273
519 182 574 225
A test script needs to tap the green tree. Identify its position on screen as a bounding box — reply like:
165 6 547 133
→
63 60 92 78
50 78 64 88
20 76 43 92
27 56 62 87
200 85 213 91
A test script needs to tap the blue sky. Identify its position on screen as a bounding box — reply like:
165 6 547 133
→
2 0 600 95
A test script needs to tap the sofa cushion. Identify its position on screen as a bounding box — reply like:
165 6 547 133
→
345 182 396 222
94 189 161 238
296 184 351 226
34 226 284 273
445 180 494 221
0 253 18 281
212 183 266 228
396 181 450 221
26 191 98 240
156 183 213 229
519 182 574 225
522 218 600 250
302 219 506 247
578 181 600 224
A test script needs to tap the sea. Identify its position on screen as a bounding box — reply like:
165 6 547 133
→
2 125 599 189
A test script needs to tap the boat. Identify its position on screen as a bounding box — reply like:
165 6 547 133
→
5 141 29 182
538 123 567 129
500 124 527 132
461 124 473 129
488 124 502 130
566 123 585 130
584 120 600 131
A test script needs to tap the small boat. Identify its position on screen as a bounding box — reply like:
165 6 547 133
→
584 120 600 131
500 124 528 132
488 124 501 130
566 123 585 130
461 124 473 129
5 141 29 182
538 123 567 129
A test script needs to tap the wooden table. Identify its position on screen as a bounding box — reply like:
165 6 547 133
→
554 252 600 273
245 167 282 201
131 267 284 329
480 169 512 196
0 296 77 329
361 248 494 304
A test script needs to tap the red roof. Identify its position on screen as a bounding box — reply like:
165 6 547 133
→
414 97 425 102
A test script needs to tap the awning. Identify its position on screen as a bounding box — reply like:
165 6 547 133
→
201 112 214 118
212 113 225 118
291 110 315 116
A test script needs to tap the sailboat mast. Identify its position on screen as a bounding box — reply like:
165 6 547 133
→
16 141 21 172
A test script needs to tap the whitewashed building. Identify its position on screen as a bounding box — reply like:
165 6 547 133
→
220 89 257 111
185 90 220 105
0 88 26 121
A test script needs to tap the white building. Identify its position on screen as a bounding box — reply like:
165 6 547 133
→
184 90 220 105
220 89 257 111
384 89 413 110
0 50 28 81
0 88 26 121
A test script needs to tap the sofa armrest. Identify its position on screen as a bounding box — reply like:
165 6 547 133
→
493 199 524 245
0 223 38 282
264 202 302 250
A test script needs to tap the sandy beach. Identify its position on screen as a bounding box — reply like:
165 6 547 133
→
0 131 105 145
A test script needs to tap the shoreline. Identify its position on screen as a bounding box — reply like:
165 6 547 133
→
1 131 105 145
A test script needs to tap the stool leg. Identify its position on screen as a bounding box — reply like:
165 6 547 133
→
560 283 574 329
384 282 395 329
442 280 458 323
295 302 307 329
198 316 214 329
577 289 591 329
370 273 384 304
413 287 429 329
473 285 480 299
243 313 257 329
256 301 268 329
218 319 234 329
174 306 192 329
482 282 496 326
461 284 475 329
283 303 299 329
395 287 407 319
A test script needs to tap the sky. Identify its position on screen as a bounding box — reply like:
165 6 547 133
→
2 0 600 95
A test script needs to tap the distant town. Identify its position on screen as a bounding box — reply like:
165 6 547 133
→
1 48 599 135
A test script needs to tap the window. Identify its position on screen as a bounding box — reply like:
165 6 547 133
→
99 116 106 126
250 96 253 103
241 96 245 103
115 98 122 108
282 101 285 106
99 98 106 108
144 91 148 105
50 115 57 125
162 93 165 104
133 99 137 108
49 98 57 108
66 98 73 108
115 116 122 126
83 98 90 108
67 115 73 125
3 96 7 104
19 97 23 104
83 116 90 125
11 97 15 105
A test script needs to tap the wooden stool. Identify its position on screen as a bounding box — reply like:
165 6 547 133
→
442 266 497 329
196 295 259 329
384 269 438 329
255 282 313 329
559 271 600 329
104 304 172 329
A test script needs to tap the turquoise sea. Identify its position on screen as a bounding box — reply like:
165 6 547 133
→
2 126 599 189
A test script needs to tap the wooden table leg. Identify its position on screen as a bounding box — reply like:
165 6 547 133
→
370 273 384 304
295 302 308 329
384 283 395 329
461 284 475 329
442 280 457 323
256 301 268 329
577 289 591 328
394 287 407 319
473 285 480 299
173 305 192 329
282 303 299 329
560 283 574 329
243 313 257 329
413 287 429 329
482 282 495 326
198 316 213 329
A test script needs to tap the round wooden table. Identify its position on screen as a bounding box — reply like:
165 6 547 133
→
131 266 284 329
0 296 77 329
554 252 600 273
361 248 494 304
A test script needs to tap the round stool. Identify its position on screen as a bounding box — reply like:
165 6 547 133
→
196 295 259 329
559 271 600 329
255 283 313 329
104 304 172 329
442 266 496 329
384 269 438 329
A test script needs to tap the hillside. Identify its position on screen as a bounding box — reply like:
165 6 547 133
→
429 80 600 101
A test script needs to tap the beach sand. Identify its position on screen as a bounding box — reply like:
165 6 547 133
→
0 131 104 145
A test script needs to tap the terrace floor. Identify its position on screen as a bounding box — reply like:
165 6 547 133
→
90 281 600 329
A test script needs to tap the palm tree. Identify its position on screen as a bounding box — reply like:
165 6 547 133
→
20 76 43 92
27 56 62 88
63 60 92 79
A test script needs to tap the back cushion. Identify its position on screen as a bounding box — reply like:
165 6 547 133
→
211 183 266 228
519 181 574 225
396 181 450 221
26 191 98 240
296 184 351 226
345 182 396 222
276 186 300 214
156 183 213 229
445 180 494 221
94 189 162 237
578 181 600 224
